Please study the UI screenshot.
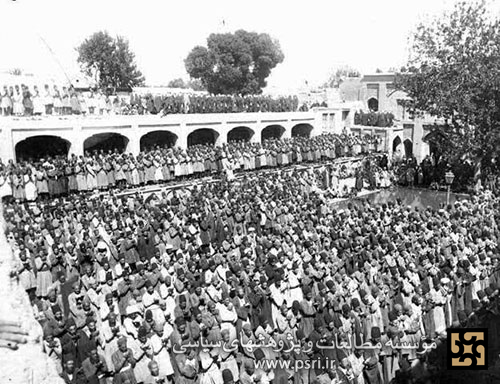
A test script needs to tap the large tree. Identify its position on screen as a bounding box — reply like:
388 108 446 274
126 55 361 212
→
77 31 145 91
167 78 187 88
323 65 361 88
394 0 500 175
185 30 284 95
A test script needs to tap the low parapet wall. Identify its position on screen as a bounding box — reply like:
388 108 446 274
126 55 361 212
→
0 206 64 384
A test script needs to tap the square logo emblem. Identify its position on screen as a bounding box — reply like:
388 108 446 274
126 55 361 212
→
447 328 488 370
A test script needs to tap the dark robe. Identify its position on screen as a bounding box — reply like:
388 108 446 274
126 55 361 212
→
60 332 82 367
77 329 98 362
61 369 87 384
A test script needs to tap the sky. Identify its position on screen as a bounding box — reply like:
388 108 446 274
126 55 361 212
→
0 0 484 90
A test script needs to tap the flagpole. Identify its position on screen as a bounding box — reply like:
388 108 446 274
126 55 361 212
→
37 34 73 86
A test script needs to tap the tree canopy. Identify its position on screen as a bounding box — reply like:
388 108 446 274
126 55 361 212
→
323 65 361 88
167 78 205 91
394 0 500 170
185 30 284 95
77 31 145 91
167 78 187 88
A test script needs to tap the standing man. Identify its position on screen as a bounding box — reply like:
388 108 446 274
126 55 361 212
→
112 337 137 384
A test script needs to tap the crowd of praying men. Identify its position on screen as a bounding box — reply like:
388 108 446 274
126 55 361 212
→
3 143 500 383
0 134 382 202
133 94 301 115
0 86 303 117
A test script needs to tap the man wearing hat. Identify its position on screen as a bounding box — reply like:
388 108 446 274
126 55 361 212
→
173 341 199 384
362 327 384 384
219 328 239 382
429 277 447 336
249 276 274 329
232 286 251 336
142 310 158 337
68 281 85 320
216 291 238 342
120 230 140 273
134 325 154 383
100 312 123 365
239 359 256 384
149 322 174 380
336 349 355 384
124 304 143 340
60 317 82 368
100 292 120 324
143 360 168 384
112 336 137 384
300 286 315 338
169 316 192 352
143 280 162 325
77 317 102 362
116 269 134 320
43 327 63 375
174 293 192 324
61 358 87 384
269 273 287 325
81 344 112 384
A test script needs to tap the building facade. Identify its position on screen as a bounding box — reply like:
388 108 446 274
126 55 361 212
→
357 73 436 163
0 106 355 162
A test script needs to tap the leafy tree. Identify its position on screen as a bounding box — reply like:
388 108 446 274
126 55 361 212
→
185 30 284 95
77 31 145 91
187 79 206 92
394 0 500 178
168 78 187 88
323 65 361 88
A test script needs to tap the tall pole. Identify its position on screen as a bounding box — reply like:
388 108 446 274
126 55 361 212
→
446 184 450 206
38 34 73 86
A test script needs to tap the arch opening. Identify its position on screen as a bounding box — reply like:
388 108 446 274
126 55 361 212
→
15 135 71 162
140 130 178 151
187 128 219 147
292 123 314 138
261 125 286 142
368 97 379 112
84 133 130 154
227 126 255 143
404 139 413 158
392 136 402 153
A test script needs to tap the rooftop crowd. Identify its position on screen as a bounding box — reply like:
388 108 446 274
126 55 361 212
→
353 113 395 128
133 94 301 115
1 133 383 202
0 85 303 117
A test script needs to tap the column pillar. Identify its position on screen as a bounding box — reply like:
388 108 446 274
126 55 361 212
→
127 124 141 156
2 125 15 162
282 123 292 140
127 136 141 156
413 120 429 163
379 83 387 111
216 124 227 146
177 123 188 149
250 127 260 143
70 124 84 158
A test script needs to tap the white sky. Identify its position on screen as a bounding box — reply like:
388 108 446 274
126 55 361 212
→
0 0 487 90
